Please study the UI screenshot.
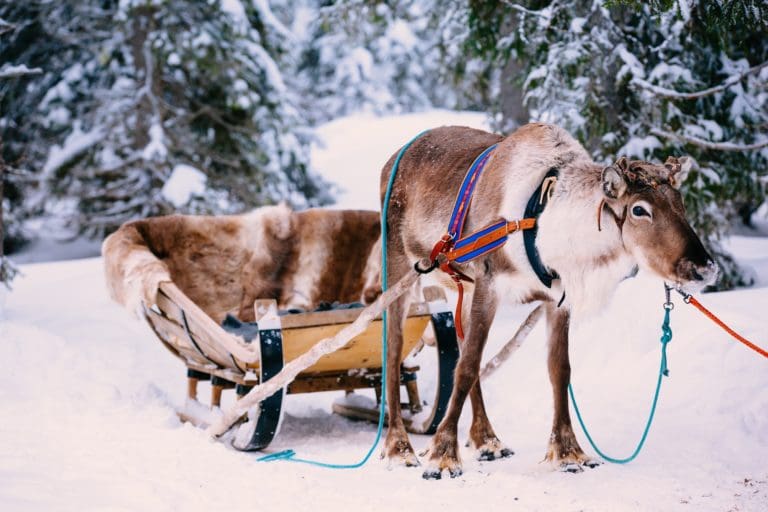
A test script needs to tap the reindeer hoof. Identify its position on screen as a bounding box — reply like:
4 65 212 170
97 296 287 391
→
421 466 463 480
560 462 583 473
422 430 462 479
556 458 601 473
473 438 514 462
421 452 463 480
478 450 496 461
382 449 420 468
478 448 514 461
382 436 420 468
403 453 421 467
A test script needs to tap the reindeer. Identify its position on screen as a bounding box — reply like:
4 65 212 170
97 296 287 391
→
380 123 717 479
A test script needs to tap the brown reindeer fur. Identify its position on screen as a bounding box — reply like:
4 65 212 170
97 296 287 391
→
103 205 382 323
380 123 715 478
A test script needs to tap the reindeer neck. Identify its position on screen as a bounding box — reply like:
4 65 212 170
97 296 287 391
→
535 163 637 319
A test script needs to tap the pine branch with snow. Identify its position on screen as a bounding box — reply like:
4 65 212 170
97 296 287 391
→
1 0 330 241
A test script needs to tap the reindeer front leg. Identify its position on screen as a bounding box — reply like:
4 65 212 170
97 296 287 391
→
460 289 513 462
544 302 601 472
422 277 498 479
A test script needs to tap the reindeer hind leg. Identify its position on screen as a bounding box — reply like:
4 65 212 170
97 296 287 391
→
422 277 498 479
381 250 419 467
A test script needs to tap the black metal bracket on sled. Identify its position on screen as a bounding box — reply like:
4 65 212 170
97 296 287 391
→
234 327 285 451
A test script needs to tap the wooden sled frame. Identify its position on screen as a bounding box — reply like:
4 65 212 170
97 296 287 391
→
143 283 459 451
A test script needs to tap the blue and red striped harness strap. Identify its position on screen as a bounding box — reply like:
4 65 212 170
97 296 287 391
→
423 144 556 340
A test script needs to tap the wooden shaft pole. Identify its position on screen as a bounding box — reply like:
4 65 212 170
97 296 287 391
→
480 304 544 381
207 265 424 438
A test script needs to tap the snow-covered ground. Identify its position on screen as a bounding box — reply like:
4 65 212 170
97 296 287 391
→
2 111 767 511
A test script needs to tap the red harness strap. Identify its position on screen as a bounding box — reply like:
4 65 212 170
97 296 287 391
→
428 218 536 340
425 143 541 340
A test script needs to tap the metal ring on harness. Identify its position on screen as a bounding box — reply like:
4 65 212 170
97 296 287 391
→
414 259 439 274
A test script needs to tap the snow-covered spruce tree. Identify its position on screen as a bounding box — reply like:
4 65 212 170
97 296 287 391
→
0 152 20 289
460 0 768 289
0 13 43 288
295 0 445 124
0 0 328 241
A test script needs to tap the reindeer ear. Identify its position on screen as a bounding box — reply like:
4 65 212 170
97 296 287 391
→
664 156 692 189
602 165 627 199
615 156 629 173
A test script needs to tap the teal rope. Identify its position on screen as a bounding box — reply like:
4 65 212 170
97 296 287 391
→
257 130 429 468
568 306 672 464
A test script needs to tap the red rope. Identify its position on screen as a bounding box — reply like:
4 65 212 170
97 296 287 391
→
687 296 768 359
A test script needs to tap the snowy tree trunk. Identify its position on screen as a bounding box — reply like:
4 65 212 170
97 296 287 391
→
499 58 529 130
130 6 158 151
1 156 4 260
0 153 15 289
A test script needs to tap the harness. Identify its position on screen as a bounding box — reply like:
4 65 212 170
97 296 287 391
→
419 144 559 339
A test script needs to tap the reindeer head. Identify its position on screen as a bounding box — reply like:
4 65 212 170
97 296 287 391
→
600 156 717 289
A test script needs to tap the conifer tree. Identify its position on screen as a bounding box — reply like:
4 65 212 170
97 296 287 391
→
296 0 441 123
0 0 329 240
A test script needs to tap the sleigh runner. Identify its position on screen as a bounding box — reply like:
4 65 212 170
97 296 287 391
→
142 280 459 450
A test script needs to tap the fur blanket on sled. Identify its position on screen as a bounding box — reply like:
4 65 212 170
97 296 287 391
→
102 205 382 323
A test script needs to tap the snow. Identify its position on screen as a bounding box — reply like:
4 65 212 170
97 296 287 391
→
45 106 71 127
40 79 75 109
312 110 490 209
616 44 646 81
141 122 167 162
647 62 695 85
0 64 42 78
569 17 586 34
2 111 768 511
220 0 246 23
251 0 294 42
244 40 286 94
386 20 418 50
41 121 104 176
618 135 662 159
162 163 207 207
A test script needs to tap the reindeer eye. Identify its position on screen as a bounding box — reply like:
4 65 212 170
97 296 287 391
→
632 205 650 217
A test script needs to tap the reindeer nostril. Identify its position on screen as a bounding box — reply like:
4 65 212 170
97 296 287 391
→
676 257 717 285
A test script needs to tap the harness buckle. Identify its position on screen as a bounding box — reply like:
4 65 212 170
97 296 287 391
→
414 259 439 274
671 282 692 304
663 283 674 310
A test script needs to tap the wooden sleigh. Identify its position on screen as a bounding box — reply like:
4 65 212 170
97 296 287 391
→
143 282 459 451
